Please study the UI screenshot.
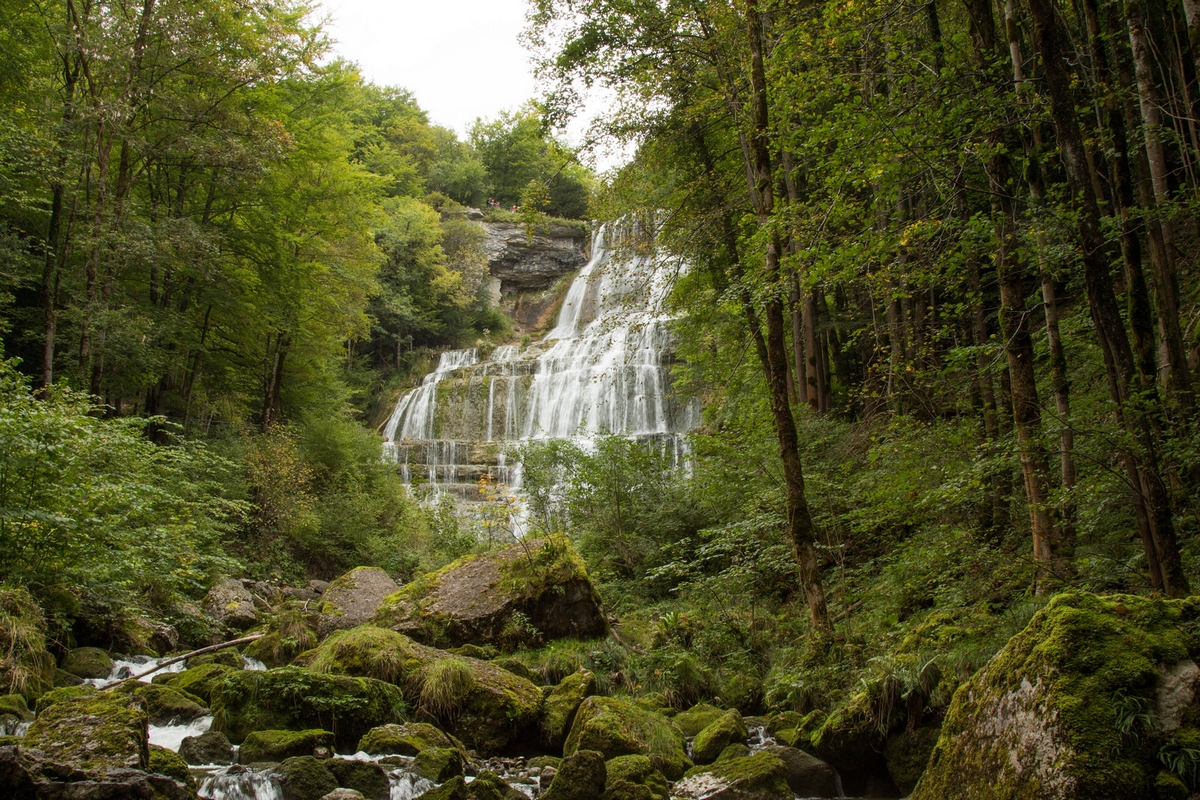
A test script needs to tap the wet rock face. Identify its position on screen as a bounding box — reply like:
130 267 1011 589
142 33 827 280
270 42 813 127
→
483 222 588 291
203 577 258 631
317 567 400 640
180 728 234 765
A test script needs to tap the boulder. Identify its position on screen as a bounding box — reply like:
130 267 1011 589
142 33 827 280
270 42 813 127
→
210 666 406 750
716 744 751 762
148 743 195 787
322 791 366 800
0 694 33 722
53 667 84 687
187 648 243 668
180 728 234 765
758 746 839 797
118 682 209 725
357 722 465 756
565 696 691 780
541 749 606 800
302 625 543 754
34 684 96 713
60 647 114 680
165 662 235 704
412 746 464 782
327 758 390 800
373 537 607 650
673 703 726 737
239 729 335 763
203 577 258 631
276 755 338 800
692 709 748 765
604 755 669 800
673 751 792 800
913 592 1200 800
417 771 526 800
317 567 401 640
23 691 149 773
884 726 940 795
0 745 194 800
542 669 596 749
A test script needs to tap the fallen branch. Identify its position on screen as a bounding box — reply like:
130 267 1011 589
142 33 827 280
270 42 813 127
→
832 600 863 624
102 634 264 688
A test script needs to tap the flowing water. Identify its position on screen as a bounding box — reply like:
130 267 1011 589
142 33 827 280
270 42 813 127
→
382 221 699 509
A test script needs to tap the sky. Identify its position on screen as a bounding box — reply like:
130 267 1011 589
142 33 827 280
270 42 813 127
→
317 0 540 137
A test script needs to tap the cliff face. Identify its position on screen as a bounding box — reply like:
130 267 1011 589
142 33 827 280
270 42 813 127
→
480 220 590 332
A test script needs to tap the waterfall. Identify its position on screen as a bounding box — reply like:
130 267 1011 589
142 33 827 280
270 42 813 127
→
381 221 699 504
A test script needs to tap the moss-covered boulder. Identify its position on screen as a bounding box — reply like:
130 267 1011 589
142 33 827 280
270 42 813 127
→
24 691 149 773
542 749 606 800
373 537 607 649
210 666 406 750
692 709 748 765
318 567 401 640
118 681 209 724
61 647 115 680
673 703 726 737
0 588 56 701
276 755 338 800
188 648 244 669
203 577 259 631
240 729 335 763
674 751 792 800
758 746 838 797
180 728 234 765
165 662 235 704
565 696 691 780
604 755 669 800
0 694 33 722
716 744 751 762
913 592 1200 800
450 644 500 661
54 667 84 688
34 683 96 713
356 722 465 756
494 658 539 683
542 669 596 749
327 758 390 800
413 746 464 782
419 775 471 800
149 743 196 788
303 625 542 753
885 725 939 794
417 771 525 800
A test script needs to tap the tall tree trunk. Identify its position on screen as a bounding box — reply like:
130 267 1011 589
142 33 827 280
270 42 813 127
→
1028 0 1190 595
743 0 831 634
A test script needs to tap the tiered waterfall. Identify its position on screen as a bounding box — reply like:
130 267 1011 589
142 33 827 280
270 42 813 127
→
382 221 699 504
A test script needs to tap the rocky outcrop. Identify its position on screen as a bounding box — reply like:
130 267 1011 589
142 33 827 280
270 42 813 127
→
913 592 1200 800
23 691 149 774
483 222 588 291
372 537 607 650
203 577 258 631
0 745 194 800
564 696 691 780
317 567 400 640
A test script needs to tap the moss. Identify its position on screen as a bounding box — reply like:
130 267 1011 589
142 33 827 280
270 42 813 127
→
180 728 234 765
603 779 654 800
1154 770 1189 800
679 751 790 797
529 756 563 769
449 644 499 660
327 758 390 800
210 666 406 750
673 703 725 737
420 775 471 800
413 745 464 782
914 592 1200 800
715 743 751 762
493 658 539 684
633 693 672 716
604 755 668 800
33 683 96 713
239 729 335 763
60 646 114 680
148 743 196 787
468 770 528 800
691 709 747 765
717 673 763 715
118 682 208 725
564 696 691 780
0 694 32 721
356 722 464 756
304 625 423 684
275 755 338 800
188 648 243 669
885 725 940 794
542 749 607 800
24 691 149 774
53 667 84 688
165 662 235 704
542 669 596 749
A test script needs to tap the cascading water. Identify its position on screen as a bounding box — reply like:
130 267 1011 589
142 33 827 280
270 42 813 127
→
381 221 699 507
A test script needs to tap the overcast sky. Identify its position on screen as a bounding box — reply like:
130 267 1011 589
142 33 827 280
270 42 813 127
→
318 0 539 136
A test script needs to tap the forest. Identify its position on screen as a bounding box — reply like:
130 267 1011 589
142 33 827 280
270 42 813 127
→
2 0 1200 797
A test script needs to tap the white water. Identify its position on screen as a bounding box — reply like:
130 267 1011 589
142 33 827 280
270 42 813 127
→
381 221 699 503
85 656 188 687
198 766 283 800
150 714 212 751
